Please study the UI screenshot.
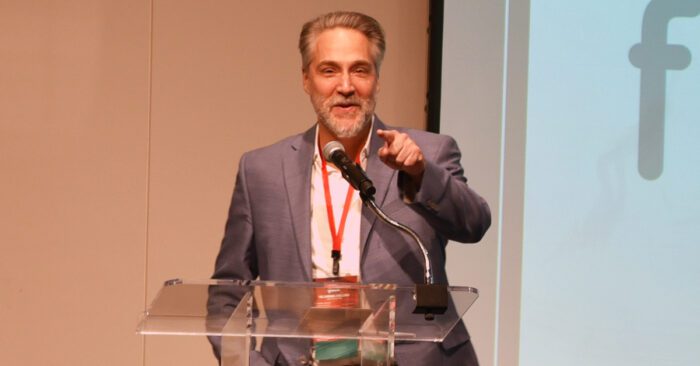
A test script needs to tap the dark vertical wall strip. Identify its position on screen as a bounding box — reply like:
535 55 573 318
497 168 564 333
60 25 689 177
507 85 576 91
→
427 0 444 133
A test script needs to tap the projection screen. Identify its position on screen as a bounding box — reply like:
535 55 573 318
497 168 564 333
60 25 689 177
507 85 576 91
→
442 1 700 365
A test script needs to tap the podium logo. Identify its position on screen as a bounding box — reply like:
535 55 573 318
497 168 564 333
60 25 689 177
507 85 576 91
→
629 0 700 180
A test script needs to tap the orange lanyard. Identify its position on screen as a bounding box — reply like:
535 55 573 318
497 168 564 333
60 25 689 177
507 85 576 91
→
320 144 360 276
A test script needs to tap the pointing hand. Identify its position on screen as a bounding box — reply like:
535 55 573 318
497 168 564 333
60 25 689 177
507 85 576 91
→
377 129 425 182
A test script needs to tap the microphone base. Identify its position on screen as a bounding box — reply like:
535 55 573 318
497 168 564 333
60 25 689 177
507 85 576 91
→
413 284 448 320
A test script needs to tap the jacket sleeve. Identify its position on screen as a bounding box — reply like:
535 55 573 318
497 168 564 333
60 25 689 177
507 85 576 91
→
212 153 258 282
398 135 491 243
207 153 271 365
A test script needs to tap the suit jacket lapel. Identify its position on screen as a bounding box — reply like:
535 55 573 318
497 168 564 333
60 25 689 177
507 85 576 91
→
360 118 396 260
283 127 316 281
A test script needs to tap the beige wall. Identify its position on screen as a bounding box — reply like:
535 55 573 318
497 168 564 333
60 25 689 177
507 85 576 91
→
0 1 429 365
0 0 150 364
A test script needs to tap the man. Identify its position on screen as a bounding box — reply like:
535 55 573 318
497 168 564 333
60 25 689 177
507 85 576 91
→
210 11 490 365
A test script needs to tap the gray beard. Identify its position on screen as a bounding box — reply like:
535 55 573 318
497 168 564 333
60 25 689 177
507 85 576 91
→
320 111 373 138
314 95 375 139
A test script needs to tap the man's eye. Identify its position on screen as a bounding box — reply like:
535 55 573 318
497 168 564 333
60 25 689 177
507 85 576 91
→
353 67 372 76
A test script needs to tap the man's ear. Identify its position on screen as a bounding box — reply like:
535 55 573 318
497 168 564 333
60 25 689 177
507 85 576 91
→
302 71 310 94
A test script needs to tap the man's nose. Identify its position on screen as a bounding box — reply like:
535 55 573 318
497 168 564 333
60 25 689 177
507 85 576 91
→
336 73 355 96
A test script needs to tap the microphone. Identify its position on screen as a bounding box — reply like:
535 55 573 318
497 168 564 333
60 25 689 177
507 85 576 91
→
322 141 376 199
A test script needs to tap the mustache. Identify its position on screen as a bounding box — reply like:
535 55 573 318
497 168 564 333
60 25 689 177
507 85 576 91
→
329 96 363 107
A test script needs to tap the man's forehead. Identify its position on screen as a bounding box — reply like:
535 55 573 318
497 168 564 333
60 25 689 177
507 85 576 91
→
310 28 374 64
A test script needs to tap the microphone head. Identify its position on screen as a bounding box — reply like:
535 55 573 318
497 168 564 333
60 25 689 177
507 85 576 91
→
322 141 345 162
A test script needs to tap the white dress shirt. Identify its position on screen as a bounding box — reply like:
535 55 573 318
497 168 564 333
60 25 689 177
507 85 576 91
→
310 123 372 280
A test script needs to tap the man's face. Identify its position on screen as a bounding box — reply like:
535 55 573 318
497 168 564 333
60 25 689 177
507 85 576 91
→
303 27 379 139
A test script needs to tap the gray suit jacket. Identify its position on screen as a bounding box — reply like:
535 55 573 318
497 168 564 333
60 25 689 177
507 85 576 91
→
210 118 491 365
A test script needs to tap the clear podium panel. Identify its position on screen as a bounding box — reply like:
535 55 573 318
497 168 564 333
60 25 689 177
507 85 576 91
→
220 291 253 366
138 279 478 343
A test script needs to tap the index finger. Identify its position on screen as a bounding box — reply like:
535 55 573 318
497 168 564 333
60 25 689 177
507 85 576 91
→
376 129 398 143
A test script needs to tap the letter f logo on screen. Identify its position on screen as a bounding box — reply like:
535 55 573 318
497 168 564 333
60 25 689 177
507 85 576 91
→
629 0 700 180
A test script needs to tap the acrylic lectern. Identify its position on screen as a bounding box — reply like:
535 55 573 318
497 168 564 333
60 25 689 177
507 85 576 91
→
137 279 478 366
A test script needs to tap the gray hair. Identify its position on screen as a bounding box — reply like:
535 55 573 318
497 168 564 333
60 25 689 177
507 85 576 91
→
299 11 386 73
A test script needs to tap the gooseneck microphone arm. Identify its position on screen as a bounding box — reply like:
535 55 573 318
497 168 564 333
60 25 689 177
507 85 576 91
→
360 177 448 321
360 193 434 285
